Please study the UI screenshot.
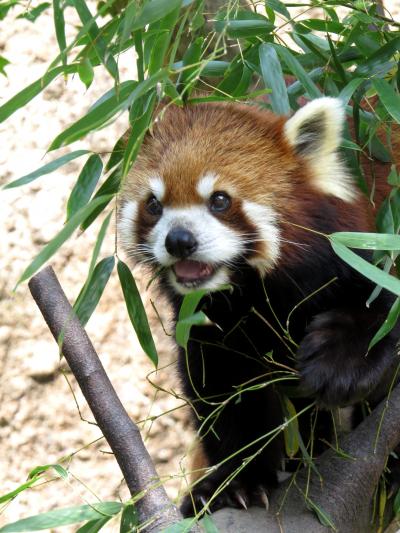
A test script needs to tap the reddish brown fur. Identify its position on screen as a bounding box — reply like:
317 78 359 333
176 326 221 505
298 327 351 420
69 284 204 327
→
123 101 397 269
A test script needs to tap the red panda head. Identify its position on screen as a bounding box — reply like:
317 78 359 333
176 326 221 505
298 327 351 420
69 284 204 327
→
119 97 358 294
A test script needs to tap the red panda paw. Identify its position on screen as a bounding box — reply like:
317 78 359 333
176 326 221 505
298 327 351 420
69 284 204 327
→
180 476 271 517
296 309 394 409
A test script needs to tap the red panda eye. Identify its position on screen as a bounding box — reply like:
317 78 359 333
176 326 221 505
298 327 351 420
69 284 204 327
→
209 191 231 213
146 195 163 216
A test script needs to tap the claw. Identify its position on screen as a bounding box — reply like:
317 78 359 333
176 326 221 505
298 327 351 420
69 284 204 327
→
235 492 248 510
259 488 269 511
199 495 210 514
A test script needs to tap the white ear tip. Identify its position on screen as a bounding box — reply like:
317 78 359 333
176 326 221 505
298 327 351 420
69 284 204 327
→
284 97 345 151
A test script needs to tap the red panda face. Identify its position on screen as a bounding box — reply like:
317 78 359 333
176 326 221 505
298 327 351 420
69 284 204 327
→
119 98 357 294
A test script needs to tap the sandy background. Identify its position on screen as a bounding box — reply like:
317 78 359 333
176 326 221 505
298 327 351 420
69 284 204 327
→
1 1 399 531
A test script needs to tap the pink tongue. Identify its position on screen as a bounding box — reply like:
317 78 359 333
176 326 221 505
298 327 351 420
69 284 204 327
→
174 260 213 281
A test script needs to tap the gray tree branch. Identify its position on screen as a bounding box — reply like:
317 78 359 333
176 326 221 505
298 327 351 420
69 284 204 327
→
28 266 200 533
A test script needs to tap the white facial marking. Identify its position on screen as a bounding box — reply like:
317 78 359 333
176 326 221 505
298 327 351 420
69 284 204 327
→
119 200 138 249
196 173 218 200
149 205 242 268
149 176 165 201
242 201 281 273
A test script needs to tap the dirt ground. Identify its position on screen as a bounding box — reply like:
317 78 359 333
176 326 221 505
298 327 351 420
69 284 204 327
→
1 2 399 531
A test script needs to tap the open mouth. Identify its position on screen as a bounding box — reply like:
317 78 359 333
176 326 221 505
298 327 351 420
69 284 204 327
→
172 260 216 287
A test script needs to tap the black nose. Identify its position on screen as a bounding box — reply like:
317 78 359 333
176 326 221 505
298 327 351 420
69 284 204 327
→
165 227 198 258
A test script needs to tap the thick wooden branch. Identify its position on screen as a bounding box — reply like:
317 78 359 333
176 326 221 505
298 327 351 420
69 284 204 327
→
213 378 400 532
28 266 199 533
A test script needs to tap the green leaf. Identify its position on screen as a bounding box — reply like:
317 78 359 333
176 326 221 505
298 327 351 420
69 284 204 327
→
266 0 290 19
259 43 290 115
160 519 196 533
330 232 400 251
0 64 79 123
74 256 115 326
71 0 118 79
0 0 19 20
131 0 182 31
105 136 126 172
3 150 90 189
123 91 156 177
17 195 112 286
201 514 219 533
0 502 122 532
88 212 112 277
372 78 400 124
177 36 203 92
16 2 50 21
281 395 299 458
356 36 400 76
78 57 94 89
338 78 365 105
49 81 136 149
0 55 10 76
80 166 121 231
394 488 400 515
28 464 68 480
176 311 208 349
215 11 274 38
368 297 400 351
76 517 112 533
120 1 137 46
274 45 322 99
117 260 158 366
53 0 67 67
307 498 336 529
66 154 103 220
119 504 138 533
330 240 400 297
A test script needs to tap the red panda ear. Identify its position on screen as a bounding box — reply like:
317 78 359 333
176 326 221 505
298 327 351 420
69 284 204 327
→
284 97 345 157
283 97 357 203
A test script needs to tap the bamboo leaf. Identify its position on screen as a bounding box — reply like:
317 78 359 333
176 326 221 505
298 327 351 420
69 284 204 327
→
0 503 122 532
331 232 400 251
17 195 113 286
76 517 111 533
330 240 400 297
119 504 138 533
266 0 290 19
80 166 121 231
66 154 103 220
0 64 79 123
176 311 208 349
3 150 90 189
372 78 400 124
74 256 115 326
78 57 94 89
338 78 365 105
368 297 400 351
117 260 158 366
274 45 322 99
131 0 183 31
259 43 290 115
88 212 112 277
53 0 67 67
49 81 136 149
281 395 299 458
71 0 118 79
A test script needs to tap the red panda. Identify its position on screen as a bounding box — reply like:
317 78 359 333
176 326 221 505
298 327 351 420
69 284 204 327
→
119 98 400 516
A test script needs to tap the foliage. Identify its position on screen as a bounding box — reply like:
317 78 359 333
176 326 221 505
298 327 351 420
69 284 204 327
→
1 0 400 530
